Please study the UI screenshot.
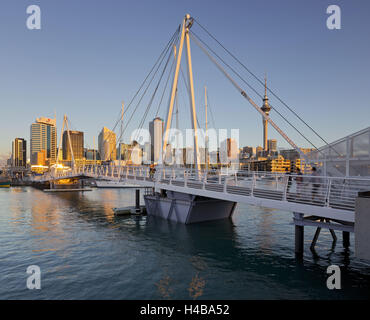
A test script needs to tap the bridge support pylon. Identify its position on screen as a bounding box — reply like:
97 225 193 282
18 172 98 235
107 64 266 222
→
144 190 236 224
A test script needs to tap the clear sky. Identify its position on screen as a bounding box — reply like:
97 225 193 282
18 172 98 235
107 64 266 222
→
1 0 369 161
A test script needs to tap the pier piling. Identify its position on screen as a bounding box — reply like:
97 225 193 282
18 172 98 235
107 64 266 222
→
343 231 350 247
295 225 304 256
135 189 140 212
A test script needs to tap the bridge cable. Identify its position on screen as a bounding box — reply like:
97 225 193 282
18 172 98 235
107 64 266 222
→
189 32 312 158
114 29 179 160
104 26 180 160
190 30 321 153
193 19 342 157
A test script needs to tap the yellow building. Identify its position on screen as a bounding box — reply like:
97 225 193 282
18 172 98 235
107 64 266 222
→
267 155 291 173
291 158 311 173
98 127 117 161
249 155 291 172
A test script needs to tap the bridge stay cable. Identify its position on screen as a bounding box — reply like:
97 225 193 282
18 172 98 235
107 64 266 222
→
193 19 344 159
103 26 180 161
189 32 308 162
190 30 321 153
112 28 180 161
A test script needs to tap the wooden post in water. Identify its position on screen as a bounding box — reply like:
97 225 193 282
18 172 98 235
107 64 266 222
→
294 213 304 257
295 225 304 256
135 189 140 212
343 231 350 247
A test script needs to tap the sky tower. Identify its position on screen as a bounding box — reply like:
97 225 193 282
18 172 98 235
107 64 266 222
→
261 75 271 152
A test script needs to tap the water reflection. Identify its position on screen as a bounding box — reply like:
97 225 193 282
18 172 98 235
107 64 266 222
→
1 187 370 299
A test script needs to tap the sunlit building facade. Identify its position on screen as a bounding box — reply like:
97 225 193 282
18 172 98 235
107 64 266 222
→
12 138 27 167
98 127 116 161
30 117 57 165
62 130 84 161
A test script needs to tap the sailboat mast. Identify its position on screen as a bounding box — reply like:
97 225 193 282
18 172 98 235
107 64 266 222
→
205 86 208 170
120 101 124 170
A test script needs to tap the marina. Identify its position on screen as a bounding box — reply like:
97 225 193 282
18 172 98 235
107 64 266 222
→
1 1 370 303
1 186 370 300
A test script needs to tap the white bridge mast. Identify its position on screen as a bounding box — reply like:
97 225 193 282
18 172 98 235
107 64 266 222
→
162 14 201 177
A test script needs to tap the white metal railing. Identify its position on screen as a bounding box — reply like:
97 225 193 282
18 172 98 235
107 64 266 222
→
34 164 370 212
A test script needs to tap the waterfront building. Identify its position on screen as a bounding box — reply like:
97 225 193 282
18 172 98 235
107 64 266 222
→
149 117 164 163
12 138 27 167
256 146 264 158
241 146 256 159
31 150 46 167
30 117 57 165
249 155 290 173
98 127 117 161
267 139 277 155
280 148 314 161
220 138 239 165
291 158 311 173
84 148 100 161
117 143 131 161
62 130 84 161
261 76 271 152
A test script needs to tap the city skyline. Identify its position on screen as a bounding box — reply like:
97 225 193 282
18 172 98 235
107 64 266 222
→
1 0 370 162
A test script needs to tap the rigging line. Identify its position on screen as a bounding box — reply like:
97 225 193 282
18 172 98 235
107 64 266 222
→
110 26 180 136
103 26 180 162
190 30 321 152
205 91 217 129
155 56 176 118
134 45 175 143
115 30 178 149
155 33 181 117
122 40 174 135
193 19 337 153
111 33 177 164
189 32 306 158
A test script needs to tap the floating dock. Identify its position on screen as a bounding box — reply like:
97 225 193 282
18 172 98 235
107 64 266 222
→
113 205 147 216
44 188 92 192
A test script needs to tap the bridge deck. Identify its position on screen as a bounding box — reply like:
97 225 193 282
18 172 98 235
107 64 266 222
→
31 166 370 224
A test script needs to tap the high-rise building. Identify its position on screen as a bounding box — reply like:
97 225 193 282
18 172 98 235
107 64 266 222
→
62 130 84 161
220 138 239 164
12 138 27 167
267 139 277 153
117 143 131 161
30 117 57 165
261 76 271 152
149 117 164 163
84 148 100 161
98 127 116 161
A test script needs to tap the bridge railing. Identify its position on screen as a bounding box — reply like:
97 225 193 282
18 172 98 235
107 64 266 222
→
45 164 370 212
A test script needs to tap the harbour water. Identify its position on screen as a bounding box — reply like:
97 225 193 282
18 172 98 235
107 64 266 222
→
0 187 369 300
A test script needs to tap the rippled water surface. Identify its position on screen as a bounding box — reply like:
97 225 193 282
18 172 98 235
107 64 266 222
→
0 187 369 299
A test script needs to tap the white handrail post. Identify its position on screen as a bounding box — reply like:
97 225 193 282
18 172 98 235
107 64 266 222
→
283 175 288 201
251 172 256 196
276 174 279 191
325 178 332 207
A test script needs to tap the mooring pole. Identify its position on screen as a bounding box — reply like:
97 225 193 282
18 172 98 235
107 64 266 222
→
295 225 304 256
135 189 140 212
343 231 350 247
294 213 304 257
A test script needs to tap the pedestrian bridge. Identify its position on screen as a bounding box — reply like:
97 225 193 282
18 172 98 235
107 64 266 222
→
33 165 370 224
